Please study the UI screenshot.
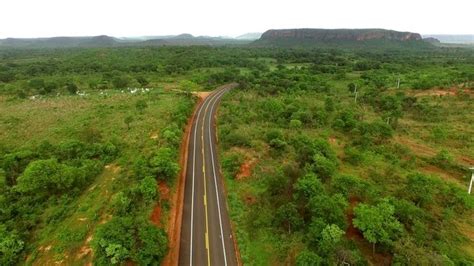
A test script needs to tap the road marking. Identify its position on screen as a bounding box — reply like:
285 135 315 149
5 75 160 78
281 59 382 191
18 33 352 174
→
189 90 218 266
202 95 212 266
207 89 229 266
188 88 229 266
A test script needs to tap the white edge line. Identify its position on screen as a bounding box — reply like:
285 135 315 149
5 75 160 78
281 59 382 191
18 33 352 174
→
208 89 229 266
189 89 226 266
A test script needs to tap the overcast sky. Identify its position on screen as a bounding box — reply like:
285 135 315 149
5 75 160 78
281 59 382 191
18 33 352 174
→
0 0 472 38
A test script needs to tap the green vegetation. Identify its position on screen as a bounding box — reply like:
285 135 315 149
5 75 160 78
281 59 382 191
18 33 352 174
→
1 44 473 264
217 47 474 264
0 47 201 264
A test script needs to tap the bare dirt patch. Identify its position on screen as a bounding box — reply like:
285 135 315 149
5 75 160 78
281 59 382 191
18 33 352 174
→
412 86 474 98
421 165 462 184
150 181 171 226
150 205 162 226
159 181 171 200
414 88 457 97
459 156 474 166
104 164 121 174
194 91 211 100
150 131 159 140
236 159 257 180
345 197 363 241
394 136 437 158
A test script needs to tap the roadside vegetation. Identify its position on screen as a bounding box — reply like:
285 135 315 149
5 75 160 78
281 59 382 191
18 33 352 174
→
1 45 473 264
0 48 198 265
217 48 474 264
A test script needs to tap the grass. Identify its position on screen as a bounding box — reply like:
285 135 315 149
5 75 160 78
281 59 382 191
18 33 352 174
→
0 89 193 264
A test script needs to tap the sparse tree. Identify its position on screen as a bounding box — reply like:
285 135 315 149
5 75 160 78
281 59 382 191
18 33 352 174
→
353 199 402 254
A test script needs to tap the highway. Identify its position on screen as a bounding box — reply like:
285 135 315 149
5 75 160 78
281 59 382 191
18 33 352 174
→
178 84 238 266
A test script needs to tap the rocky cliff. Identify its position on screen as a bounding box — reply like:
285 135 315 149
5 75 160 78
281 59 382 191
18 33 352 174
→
260 28 422 42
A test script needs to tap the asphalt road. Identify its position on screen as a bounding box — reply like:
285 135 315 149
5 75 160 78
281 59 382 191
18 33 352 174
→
179 85 238 266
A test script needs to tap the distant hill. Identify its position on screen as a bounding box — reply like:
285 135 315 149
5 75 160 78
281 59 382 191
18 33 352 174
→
253 28 431 48
0 35 122 48
422 34 474 44
139 34 250 46
0 34 251 48
236 32 262 40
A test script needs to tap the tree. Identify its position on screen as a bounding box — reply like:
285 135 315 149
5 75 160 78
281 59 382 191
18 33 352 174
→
353 199 402 254
308 193 347 229
320 224 344 255
179 80 199 97
112 75 130 88
324 97 335 112
135 99 148 114
294 173 323 203
150 148 179 181
290 119 302 129
403 173 436 207
0 71 15 83
135 224 168 264
136 76 149 87
0 225 24 265
275 202 302 234
93 217 168 265
0 169 6 192
139 176 157 202
312 153 337 180
44 81 58 94
15 159 81 196
124 116 134 130
28 78 45 90
296 250 322 266
66 82 78 94
111 192 131 215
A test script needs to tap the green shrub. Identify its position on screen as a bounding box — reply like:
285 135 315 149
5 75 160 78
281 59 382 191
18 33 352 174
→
150 148 179 181
0 225 24 266
139 176 158 202
296 250 323 266
222 152 244 179
93 217 168 265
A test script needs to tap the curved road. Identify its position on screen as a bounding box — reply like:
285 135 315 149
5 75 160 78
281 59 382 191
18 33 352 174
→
179 84 238 266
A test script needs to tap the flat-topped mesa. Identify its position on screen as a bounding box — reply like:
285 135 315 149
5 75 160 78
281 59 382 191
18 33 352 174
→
260 28 422 42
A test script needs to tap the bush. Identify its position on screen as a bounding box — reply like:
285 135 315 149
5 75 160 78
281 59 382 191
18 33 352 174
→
15 159 85 196
296 250 323 266
0 225 24 266
93 217 168 265
150 148 179 181
289 119 302 129
222 152 244 179
312 154 337 180
139 176 158 202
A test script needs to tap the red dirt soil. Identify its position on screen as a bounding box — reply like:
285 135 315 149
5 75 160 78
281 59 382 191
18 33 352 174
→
345 197 363 240
150 181 171 226
236 159 257 180
412 86 474 97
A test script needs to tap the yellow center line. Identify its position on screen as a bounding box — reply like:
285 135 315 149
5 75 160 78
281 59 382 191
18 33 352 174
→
202 97 212 266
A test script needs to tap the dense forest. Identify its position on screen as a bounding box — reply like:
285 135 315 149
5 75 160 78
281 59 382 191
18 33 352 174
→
0 45 473 265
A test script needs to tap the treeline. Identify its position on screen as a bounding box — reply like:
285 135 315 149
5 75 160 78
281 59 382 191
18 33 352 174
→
1 46 473 99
